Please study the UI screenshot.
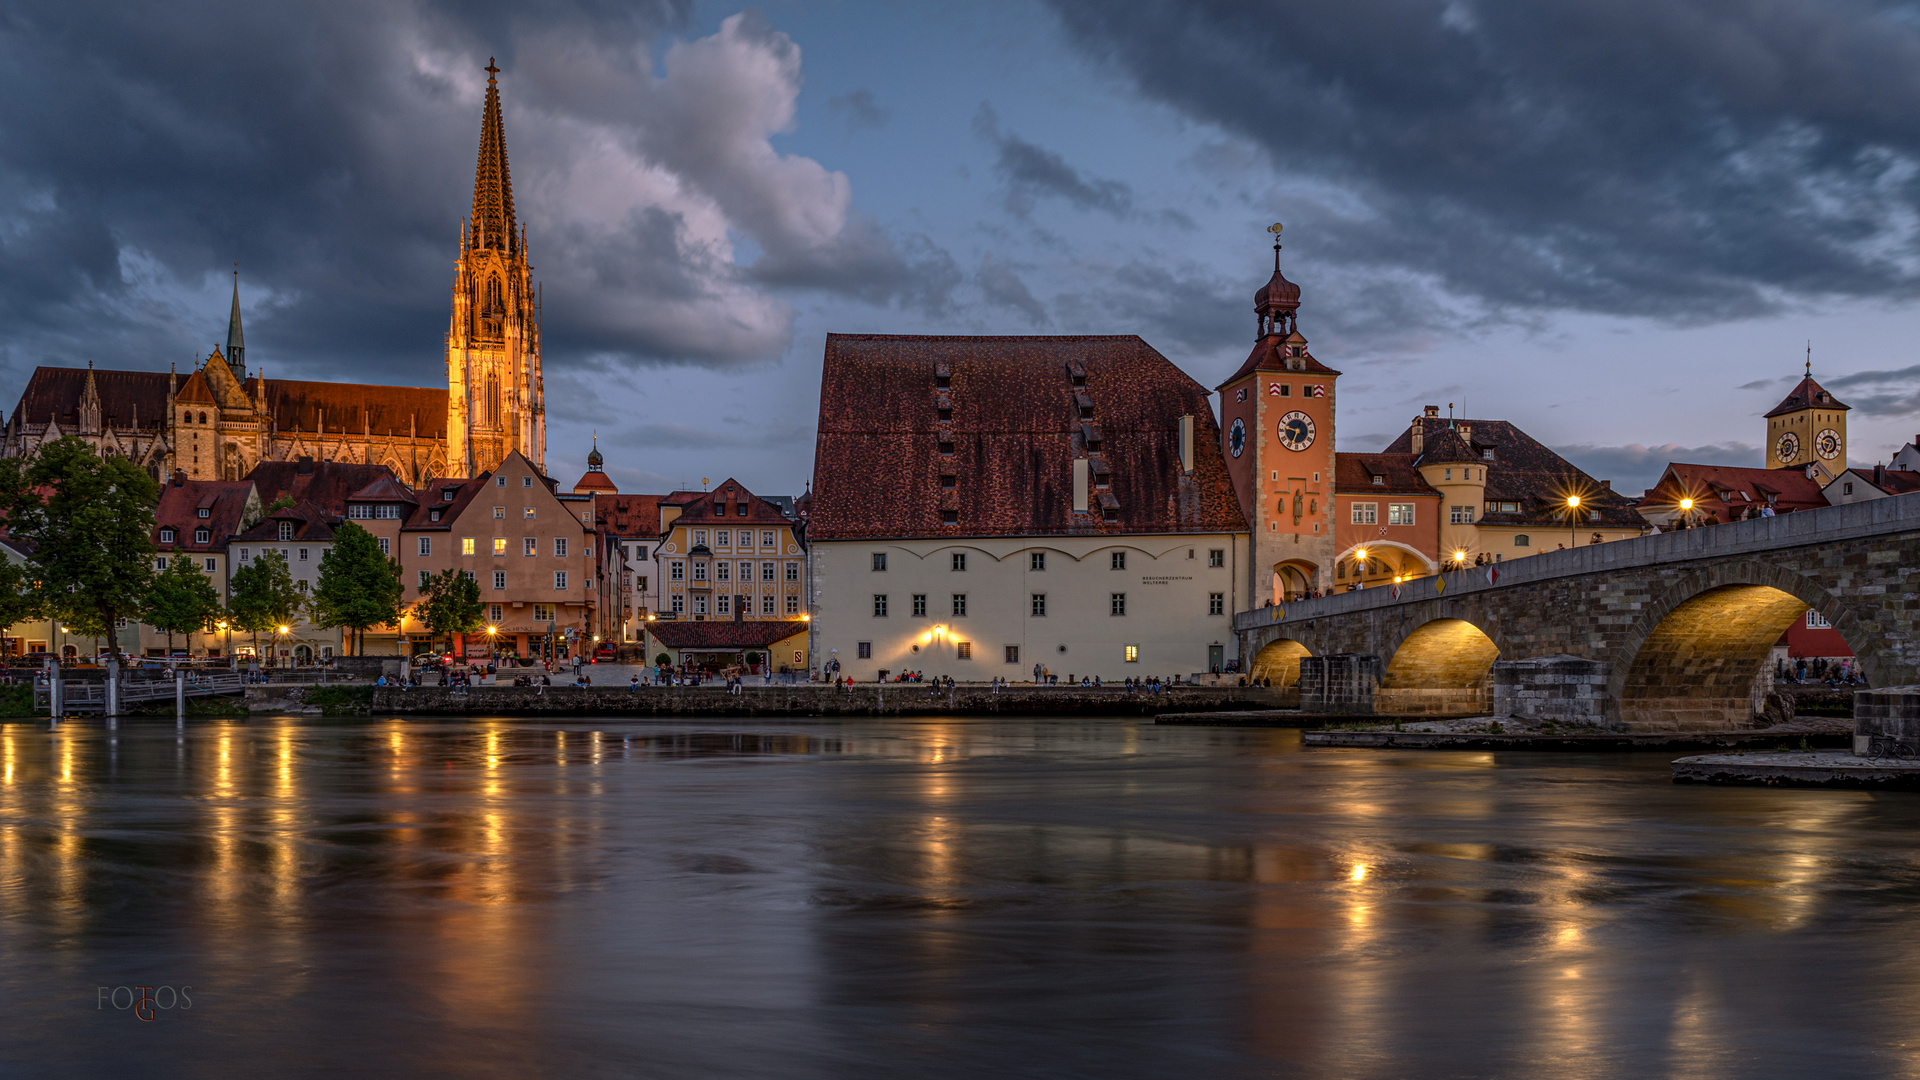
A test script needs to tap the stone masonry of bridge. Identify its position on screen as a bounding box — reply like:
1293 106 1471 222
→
1236 495 1920 730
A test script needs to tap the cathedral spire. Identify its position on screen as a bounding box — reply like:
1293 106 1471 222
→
226 266 245 375
470 58 516 254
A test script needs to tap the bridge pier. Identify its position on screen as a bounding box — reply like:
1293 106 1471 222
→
1492 657 1608 726
1300 655 1379 714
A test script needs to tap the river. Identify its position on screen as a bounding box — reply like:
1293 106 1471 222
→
2 715 1918 1078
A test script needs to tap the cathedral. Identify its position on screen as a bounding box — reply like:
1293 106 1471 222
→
1 61 545 483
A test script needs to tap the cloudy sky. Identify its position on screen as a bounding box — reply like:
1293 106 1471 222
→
7 0 1920 496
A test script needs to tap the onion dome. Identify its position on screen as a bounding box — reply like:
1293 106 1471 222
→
1254 224 1301 339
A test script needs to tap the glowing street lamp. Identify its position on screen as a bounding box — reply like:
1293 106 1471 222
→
1565 494 1583 548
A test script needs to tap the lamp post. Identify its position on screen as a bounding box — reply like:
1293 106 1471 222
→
1566 495 1581 549
1353 547 1368 589
276 625 290 670
1678 496 1694 529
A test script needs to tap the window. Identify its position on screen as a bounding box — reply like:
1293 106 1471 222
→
912 594 927 617
693 595 708 616
443 489 456 502
1587 511 1600 522
760 531 774 548
159 528 175 544
349 505 373 520
670 561 684 581
1030 552 1046 571
762 561 775 581
873 593 890 617
942 510 959 525
524 507 535 520
762 595 777 615
739 561 753 581
693 531 708 547
204 557 217 572
524 538 537 556
1444 469 1452 481
952 594 967 617
489 570 505 590
1209 593 1225 616
193 527 210 544
940 474 956 489
717 561 731 582
296 580 309 593
1513 535 1530 547
1110 551 1126 570
1450 505 1475 524
1111 593 1126 616
692 562 707 582
298 547 309 561
956 641 972 660
554 538 568 558
238 548 249 561
785 595 800 615
376 504 401 519
720 530 735 547
1483 448 1495 461
493 506 505 519
496 476 507 487
533 604 554 622
554 571 569 590
489 604 502 621
1844 483 1855 495
1031 593 1046 617
670 595 684 615
952 552 967 571
462 537 476 556
1388 503 1416 526
1807 610 1832 629
419 570 432 588
636 576 648 592
377 537 390 556
738 503 748 517
785 562 799 582
429 510 441 522
493 538 508 556
857 641 872 660
197 508 211 519
154 556 167 571
1208 549 1224 567
1124 645 1139 663
1351 503 1378 525
277 522 293 542
1005 645 1020 664
717 595 730 616
872 552 888 571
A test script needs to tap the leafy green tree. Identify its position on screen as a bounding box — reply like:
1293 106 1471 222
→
228 550 303 660
144 550 223 656
416 569 483 655
655 652 671 668
310 522 403 656
0 438 158 663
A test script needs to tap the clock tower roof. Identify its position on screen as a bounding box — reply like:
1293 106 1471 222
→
1765 376 1849 418
1412 425 1478 466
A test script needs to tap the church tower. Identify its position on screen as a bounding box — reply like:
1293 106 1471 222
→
1764 355 1849 483
1217 225 1341 603
447 59 545 477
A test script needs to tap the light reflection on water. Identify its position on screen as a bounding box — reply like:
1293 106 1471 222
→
2 717 1919 1078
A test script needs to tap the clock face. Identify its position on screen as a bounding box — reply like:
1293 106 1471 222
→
1277 411 1316 451
1816 429 1842 460
1776 431 1801 464
1229 418 1246 458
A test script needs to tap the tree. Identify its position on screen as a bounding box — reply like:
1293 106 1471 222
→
0 554 45 659
228 550 303 661
144 549 223 656
0 438 158 664
655 652 671 668
310 522 403 656
416 569 483 655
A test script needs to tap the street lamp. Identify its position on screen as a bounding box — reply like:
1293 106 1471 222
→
1353 547 1368 587
1565 494 1581 548
1678 496 1694 528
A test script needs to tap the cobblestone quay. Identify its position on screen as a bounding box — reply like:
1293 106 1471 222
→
367 683 1280 717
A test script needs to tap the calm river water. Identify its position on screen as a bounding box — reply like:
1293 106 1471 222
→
3 715 1919 1078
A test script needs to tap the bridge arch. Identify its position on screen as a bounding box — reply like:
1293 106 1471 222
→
1614 560 1865 730
1249 638 1311 686
1377 617 1501 716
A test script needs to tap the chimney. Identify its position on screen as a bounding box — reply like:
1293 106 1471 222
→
1459 423 1472 442
1423 405 1440 418
1875 463 1884 486
1409 419 1423 455
1179 415 1194 473
296 455 314 476
1601 480 1611 490
171 470 185 487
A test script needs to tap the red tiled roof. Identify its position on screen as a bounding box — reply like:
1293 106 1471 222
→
7 364 447 438
233 500 337 543
1644 462 1827 521
670 478 792 526
154 478 255 551
400 476 490 530
646 619 809 650
346 475 420 504
596 493 668 539
8 367 176 431
245 460 401 519
809 334 1247 540
1217 331 1341 389
1335 453 1436 495
1383 417 1645 527
572 469 618 494
1765 376 1849 418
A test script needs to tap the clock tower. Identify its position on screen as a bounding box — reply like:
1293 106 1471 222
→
1217 226 1341 604
1764 357 1848 483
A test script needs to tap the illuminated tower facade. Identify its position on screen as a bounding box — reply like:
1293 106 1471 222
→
447 59 545 477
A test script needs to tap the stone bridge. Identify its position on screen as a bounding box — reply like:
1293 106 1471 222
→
1235 495 1920 730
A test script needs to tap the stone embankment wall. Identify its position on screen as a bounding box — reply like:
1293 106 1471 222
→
365 683 1281 717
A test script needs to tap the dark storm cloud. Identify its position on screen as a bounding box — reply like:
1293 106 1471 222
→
973 104 1133 220
0 1 948 387
1823 362 1920 415
1045 0 1920 322
1054 260 1248 356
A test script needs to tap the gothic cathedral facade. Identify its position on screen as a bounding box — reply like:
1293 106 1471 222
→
445 60 545 478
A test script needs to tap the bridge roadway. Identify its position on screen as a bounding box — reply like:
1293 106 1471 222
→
1235 493 1920 729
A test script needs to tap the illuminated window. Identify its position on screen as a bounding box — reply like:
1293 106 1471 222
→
494 506 505 518
524 538 537 556
462 537 475 556
1389 503 1416 525
533 604 554 622
1124 644 1139 663
524 507 535 520
493 538 507 556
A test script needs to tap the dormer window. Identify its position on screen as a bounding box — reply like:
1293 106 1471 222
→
159 528 175 544
1372 475 1384 485
1482 449 1494 461
197 508 211 518
939 441 954 455
442 489 456 501
1079 405 1094 420
941 510 958 524
1071 373 1086 387
278 521 293 541
1087 436 1102 451
937 407 952 421
195 528 211 544
935 374 951 389
940 474 956 490
430 509 442 522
